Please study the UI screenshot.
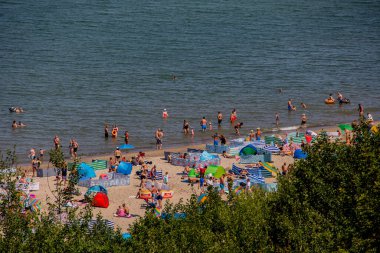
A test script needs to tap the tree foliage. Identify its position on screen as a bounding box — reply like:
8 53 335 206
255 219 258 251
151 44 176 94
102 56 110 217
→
0 122 379 252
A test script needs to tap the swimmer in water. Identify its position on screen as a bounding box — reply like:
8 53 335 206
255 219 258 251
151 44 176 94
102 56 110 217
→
301 102 307 109
288 99 293 111
12 120 18 128
162 109 168 119
275 113 280 126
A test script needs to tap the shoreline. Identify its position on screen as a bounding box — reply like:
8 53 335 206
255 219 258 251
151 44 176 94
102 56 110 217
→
17 122 346 171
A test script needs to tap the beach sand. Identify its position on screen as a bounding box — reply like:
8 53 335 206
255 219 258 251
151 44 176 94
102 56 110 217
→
18 124 354 232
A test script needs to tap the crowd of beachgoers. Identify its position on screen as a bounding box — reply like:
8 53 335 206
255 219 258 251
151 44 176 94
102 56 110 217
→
9 92 378 232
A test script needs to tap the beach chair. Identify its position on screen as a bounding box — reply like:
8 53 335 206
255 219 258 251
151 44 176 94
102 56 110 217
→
231 164 242 176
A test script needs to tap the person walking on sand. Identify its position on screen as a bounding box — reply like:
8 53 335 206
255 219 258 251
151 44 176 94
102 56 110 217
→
217 112 223 126
114 147 122 161
200 117 207 132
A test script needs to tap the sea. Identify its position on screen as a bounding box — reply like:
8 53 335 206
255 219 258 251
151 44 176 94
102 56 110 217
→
1 0 379 163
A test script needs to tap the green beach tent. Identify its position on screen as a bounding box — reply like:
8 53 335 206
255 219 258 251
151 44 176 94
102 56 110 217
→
205 165 226 179
338 124 353 131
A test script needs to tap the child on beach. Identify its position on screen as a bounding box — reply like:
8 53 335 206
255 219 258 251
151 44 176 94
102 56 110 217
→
209 121 213 131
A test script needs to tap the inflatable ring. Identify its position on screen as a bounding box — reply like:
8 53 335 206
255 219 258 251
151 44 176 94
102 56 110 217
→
324 99 335 104
161 190 174 199
112 129 117 137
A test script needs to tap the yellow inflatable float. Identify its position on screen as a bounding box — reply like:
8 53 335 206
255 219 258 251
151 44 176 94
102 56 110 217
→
325 98 335 104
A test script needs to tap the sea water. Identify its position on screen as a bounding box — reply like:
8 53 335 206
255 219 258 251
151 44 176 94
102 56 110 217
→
1 0 379 162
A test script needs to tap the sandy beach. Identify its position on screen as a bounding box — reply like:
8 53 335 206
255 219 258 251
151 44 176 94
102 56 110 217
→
18 121 375 233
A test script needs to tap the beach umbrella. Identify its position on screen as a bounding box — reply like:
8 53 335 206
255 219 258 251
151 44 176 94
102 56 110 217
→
338 124 353 131
263 145 280 153
118 144 135 150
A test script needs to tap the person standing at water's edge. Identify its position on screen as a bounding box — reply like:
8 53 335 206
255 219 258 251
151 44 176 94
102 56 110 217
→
114 147 122 162
358 104 364 118
183 120 190 135
275 113 280 127
155 129 164 150
217 112 223 126
200 117 207 132
230 109 237 124
124 131 129 144
301 113 307 126
54 135 60 149
104 124 109 138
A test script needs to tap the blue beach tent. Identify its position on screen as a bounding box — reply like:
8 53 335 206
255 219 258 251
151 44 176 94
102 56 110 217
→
116 162 133 175
239 144 258 156
77 163 96 179
294 149 307 159
85 185 108 197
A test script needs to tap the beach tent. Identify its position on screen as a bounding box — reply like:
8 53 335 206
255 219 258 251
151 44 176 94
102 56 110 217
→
200 151 214 161
116 162 133 175
85 185 108 198
205 165 226 179
338 124 353 131
294 149 307 159
305 135 313 144
92 192 109 208
188 169 199 178
239 144 257 156
77 163 96 179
